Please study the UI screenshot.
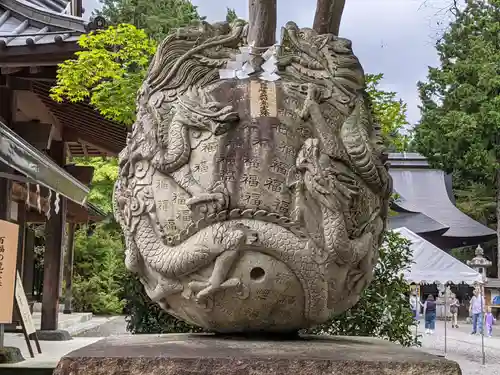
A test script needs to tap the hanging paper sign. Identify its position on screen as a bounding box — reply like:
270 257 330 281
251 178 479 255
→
15 271 36 335
0 220 19 323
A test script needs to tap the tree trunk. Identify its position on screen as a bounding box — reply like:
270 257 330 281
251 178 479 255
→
313 0 347 36
248 0 277 47
496 168 500 278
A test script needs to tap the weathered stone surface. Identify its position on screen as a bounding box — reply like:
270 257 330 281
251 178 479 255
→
36 329 72 341
113 20 392 332
0 346 24 364
54 334 461 375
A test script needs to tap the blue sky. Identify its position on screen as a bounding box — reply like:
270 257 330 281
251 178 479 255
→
83 0 454 126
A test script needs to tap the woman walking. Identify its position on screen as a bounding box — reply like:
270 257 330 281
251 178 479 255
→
423 294 437 334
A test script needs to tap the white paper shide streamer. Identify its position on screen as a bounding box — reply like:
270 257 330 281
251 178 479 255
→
54 192 60 215
46 190 52 220
25 182 30 208
36 184 41 214
219 42 280 82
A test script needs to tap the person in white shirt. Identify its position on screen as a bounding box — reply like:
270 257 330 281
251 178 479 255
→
409 292 420 320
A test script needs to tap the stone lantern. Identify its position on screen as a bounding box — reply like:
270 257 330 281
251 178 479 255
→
467 245 492 282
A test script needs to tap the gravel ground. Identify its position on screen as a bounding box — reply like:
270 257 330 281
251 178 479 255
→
74 316 499 374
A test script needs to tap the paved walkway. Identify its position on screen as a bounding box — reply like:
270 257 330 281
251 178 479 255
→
5 314 499 374
417 320 500 375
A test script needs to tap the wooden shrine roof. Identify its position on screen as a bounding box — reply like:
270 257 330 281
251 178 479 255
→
0 0 84 48
31 80 128 157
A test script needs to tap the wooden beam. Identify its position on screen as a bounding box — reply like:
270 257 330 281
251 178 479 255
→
62 127 120 156
1 67 22 75
11 182 50 214
5 76 31 91
11 121 52 149
248 0 277 48
0 44 80 64
41 140 67 331
313 0 346 36
66 142 72 162
64 165 95 186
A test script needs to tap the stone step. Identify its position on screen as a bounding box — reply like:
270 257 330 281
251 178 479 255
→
30 311 93 331
31 303 66 313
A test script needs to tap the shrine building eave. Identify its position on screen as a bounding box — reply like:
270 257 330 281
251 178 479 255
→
0 118 89 205
0 0 104 59
388 152 496 249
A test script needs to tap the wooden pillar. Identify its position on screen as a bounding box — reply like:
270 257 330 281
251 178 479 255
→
15 203 26 276
248 0 277 47
22 228 35 301
63 223 76 314
0 165 11 220
313 0 346 36
41 141 67 331
0 87 13 221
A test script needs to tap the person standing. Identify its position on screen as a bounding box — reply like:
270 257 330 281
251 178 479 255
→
410 292 420 321
469 289 485 335
423 294 437 334
485 307 496 337
449 294 460 328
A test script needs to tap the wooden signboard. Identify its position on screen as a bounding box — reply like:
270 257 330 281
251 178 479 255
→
0 220 19 323
15 270 41 357
15 271 36 335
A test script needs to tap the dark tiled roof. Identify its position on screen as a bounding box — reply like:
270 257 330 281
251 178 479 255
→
388 152 496 248
388 211 449 236
24 0 69 13
0 0 86 48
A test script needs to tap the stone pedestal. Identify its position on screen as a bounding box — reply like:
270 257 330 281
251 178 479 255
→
54 334 461 375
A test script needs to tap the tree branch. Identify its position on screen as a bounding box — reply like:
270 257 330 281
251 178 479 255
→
247 0 277 47
313 0 346 36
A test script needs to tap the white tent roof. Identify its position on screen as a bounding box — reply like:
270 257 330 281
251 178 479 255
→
394 227 483 285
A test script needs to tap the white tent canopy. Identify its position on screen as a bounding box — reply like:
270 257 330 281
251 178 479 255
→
394 227 483 286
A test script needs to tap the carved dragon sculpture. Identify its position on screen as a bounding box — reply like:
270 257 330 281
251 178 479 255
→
114 20 392 332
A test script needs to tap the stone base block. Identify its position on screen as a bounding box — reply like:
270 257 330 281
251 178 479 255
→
54 333 462 375
0 346 24 364
36 329 72 341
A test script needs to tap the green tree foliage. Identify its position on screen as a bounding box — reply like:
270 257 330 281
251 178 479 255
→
225 8 238 23
306 231 415 346
366 73 411 152
74 157 119 214
414 0 500 187
413 0 500 272
96 0 203 42
72 223 127 314
51 24 156 126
